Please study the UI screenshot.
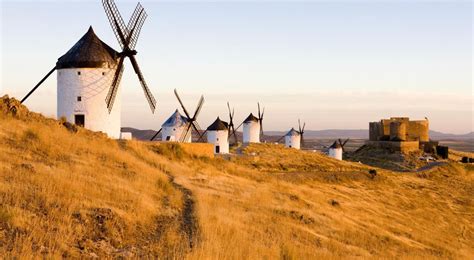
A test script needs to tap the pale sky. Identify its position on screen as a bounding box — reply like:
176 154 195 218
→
1 0 472 134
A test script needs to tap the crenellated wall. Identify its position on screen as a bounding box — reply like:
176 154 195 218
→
369 117 429 144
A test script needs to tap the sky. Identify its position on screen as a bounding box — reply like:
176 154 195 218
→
1 0 472 134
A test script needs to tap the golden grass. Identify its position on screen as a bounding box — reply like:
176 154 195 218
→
1 96 473 258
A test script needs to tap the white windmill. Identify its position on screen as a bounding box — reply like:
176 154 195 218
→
284 128 301 149
150 89 204 143
206 117 229 154
20 0 157 139
242 103 264 144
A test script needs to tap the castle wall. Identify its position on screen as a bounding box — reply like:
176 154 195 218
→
390 121 407 141
407 120 429 142
366 141 419 153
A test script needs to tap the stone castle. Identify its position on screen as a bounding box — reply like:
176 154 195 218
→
368 117 430 152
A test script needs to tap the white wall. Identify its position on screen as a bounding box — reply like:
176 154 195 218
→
57 68 121 139
329 148 343 160
285 135 301 149
243 121 260 143
162 125 192 143
207 130 229 154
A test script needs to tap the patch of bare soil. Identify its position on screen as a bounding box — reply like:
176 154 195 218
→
164 171 200 249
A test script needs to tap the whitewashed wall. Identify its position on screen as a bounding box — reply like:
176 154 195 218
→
285 135 301 149
207 130 229 154
243 121 260 143
162 125 192 143
329 148 343 160
57 68 121 139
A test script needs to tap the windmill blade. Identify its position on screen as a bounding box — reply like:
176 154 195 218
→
174 89 192 119
192 95 205 120
338 139 346 153
227 102 232 119
258 103 261 119
302 122 306 133
102 0 129 48
128 55 156 113
177 122 192 143
105 57 125 112
21 66 56 104
342 138 350 146
127 3 147 49
150 128 162 141
298 119 302 133
235 121 244 131
276 134 285 143
231 125 238 144
197 129 208 142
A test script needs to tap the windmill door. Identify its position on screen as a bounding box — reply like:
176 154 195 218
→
75 114 85 127
215 145 220 154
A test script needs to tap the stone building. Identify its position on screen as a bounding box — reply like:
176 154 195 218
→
368 117 430 152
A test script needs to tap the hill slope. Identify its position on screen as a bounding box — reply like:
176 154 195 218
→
1 96 473 258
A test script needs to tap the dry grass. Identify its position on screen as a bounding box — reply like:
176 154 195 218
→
1 95 473 258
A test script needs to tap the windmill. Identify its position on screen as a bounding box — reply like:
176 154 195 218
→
174 89 205 142
19 0 156 139
227 102 239 145
102 0 156 113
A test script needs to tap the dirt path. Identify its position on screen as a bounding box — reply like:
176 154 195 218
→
168 174 199 249
416 161 447 172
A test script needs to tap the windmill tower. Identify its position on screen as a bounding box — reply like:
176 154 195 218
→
20 0 156 139
206 117 229 154
150 89 204 143
160 109 191 142
328 141 343 160
242 103 264 144
56 27 122 138
282 120 305 150
284 128 301 149
242 113 260 144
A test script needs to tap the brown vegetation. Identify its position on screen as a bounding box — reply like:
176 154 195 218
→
0 95 473 258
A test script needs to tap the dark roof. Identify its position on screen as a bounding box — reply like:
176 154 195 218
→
56 26 119 69
285 128 300 137
162 109 189 127
243 113 259 123
207 117 229 131
329 141 342 149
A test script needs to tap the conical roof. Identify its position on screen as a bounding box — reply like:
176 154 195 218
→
329 141 342 149
56 26 119 69
285 128 300 137
244 113 259 123
162 109 189 127
207 117 229 131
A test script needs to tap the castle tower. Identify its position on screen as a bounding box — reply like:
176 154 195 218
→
285 128 301 149
56 27 121 138
206 117 229 154
242 113 260 144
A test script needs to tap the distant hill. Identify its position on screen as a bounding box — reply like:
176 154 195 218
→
124 127 473 141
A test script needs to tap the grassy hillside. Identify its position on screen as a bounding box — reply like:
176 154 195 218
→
1 96 473 258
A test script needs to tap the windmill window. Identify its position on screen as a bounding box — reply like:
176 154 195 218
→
217 138 219 141
77 71 81 76
77 96 82 102
102 72 106 76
